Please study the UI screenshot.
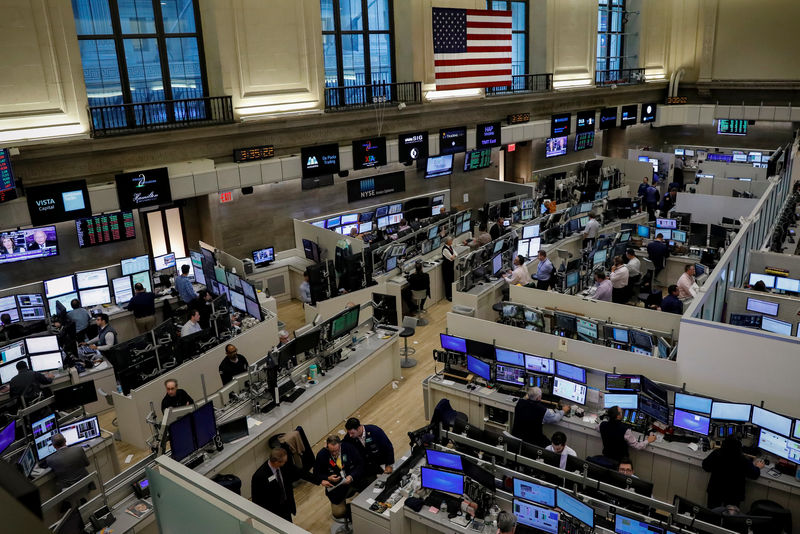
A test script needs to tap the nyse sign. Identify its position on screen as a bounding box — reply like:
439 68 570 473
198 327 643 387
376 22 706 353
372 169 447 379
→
346 171 405 203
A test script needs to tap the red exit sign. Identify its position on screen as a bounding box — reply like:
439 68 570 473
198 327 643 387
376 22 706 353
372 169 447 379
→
219 191 233 203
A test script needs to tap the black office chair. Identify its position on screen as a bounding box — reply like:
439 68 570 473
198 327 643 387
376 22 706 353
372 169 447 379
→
399 316 417 368
749 499 792 533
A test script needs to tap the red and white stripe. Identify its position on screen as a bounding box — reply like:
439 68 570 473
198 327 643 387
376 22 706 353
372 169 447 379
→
434 10 512 90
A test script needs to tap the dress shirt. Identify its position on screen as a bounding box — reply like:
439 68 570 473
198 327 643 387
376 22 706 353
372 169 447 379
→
505 265 532 285
67 308 91 333
181 319 202 337
584 218 601 239
442 246 457 262
610 265 629 288
299 281 311 303
534 258 554 281
626 256 641 277
545 444 577 470
175 275 198 304
677 272 695 298
594 279 613 301
543 409 565 425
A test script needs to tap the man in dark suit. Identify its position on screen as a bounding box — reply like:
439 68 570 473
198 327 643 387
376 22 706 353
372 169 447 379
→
343 417 394 482
26 229 56 251
647 233 669 277
43 433 90 491
314 435 364 526
251 448 300 523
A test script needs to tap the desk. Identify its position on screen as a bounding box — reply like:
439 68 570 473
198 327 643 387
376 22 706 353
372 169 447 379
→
247 255 314 303
423 375 800 523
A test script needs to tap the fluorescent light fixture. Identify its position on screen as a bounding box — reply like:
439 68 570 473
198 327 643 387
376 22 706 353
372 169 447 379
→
238 101 322 119
553 78 593 90
425 88 483 101
645 69 666 81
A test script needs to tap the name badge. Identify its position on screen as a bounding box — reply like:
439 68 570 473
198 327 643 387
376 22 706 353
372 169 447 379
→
268 475 276 483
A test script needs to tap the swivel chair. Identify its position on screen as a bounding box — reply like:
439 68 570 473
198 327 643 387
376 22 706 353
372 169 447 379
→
399 316 418 368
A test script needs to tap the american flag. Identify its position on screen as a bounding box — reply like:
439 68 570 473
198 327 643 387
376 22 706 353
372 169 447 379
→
432 7 512 90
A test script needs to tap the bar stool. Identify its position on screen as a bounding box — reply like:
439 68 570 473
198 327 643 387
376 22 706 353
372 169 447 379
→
411 289 428 326
399 316 418 368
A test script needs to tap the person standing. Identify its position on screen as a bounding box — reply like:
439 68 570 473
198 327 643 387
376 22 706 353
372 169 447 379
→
610 256 630 304
532 250 554 290
218 344 248 385
314 436 364 530
593 271 613 302
702 436 763 509
598 406 655 463
343 417 395 479
677 264 696 299
441 237 457 301
644 184 660 220
583 213 601 249
647 233 669 277
637 177 650 199
66 299 91 340
299 271 312 304
251 448 301 523
175 264 198 304
511 387 570 448
126 282 157 333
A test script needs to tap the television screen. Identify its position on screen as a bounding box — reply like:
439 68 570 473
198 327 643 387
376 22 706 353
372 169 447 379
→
576 110 596 133
620 104 638 126
476 122 501 148
599 107 617 129
641 103 657 123
26 179 92 225
0 226 59 264
115 167 172 210
513 499 560 534
746 298 778 316
154 252 176 271
352 136 387 170
751 406 792 436
717 119 747 136
574 132 594 152
550 113 571 137
301 143 340 178
121 254 150 275
0 149 18 203
545 136 568 158
426 154 454 178
252 247 274 267
439 127 467 155
75 211 136 248
463 149 492 172
673 408 711 435
398 131 428 162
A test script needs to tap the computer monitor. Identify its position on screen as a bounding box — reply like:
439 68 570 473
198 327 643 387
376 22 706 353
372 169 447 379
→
175 257 193 282
491 253 503 275
420 466 464 495
44 275 76 298
341 213 358 225
17 444 35 478
671 229 687 243
0 420 15 454
79 287 112 307
674 393 712 415
556 489 593 528
604 393 638 410
121 254 150 275
47 292 78 317
245 297 262 322
639 395 670 425
112 275 134 304
193 402 217 449
751 406 792 436
467 355 491 382
153 252 176 271
59 416 101 446
330 306 360 339
425 449 463 470
747 273 775 288
757 428 800 464
293 328 321 356
440 334 467 353
30 352 63 372
523 224 540 240
672 408 710 436
53 381 99 411
710 402 751 422
592 249 607 266
552 377 587 404
513 478 556 506
168 413 196 462
636 225 649 238
495 348 524 366
761 316 792 336
614 513 664 534
32 412 58 461
746 298 778 316
229 291 247 313
384 255 397 272
0 341 25 364
495 364 526 387
25 335 59 354
0 361 23 384
775 277 800 293
252 247 275 267
326 216 341 228
513 499 559 534
75 269 108 290
555 361 586 383
132 271 152 294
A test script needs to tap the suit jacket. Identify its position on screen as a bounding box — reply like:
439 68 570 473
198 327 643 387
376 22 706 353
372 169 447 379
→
343 425 395 476
251 459 301 521
44 446 89 491
313 442 364 503
26 240 56 251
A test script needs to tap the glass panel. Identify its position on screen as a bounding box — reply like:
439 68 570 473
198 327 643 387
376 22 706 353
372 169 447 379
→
611 10 623 32
369 33 392 84
161 0 196 33
323 34 339 86
490 1 509 9
320 0 335 31
124 38 164 101
79 39 123 106
512 33 525 75
339 0 363 31
146 210 167 256
511 2 525 31
118 0 156 34
368 0 390 31
71 0 113 35
598 11 608 32
341 33 366 86
166 37 203 100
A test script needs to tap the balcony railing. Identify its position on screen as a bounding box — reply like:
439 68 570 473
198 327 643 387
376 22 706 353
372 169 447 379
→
88 95 235 137
595 68 646 87
324 81 422 111
485 73 553 96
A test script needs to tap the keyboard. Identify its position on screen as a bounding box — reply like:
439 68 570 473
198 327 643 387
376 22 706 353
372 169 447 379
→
445 368 468 379
663 433 696 444
281 388 305 403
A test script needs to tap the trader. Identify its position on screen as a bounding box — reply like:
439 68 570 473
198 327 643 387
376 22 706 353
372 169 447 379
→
66 299 91 339
8 360 53 403
504 255 532 286
218 344 249 385
610 255 630 304
677 264 696 299
251 448 301 523
126 283 157 334
659 285 683 314
343 417 395 479
441 236 457 301
545 431 577 469
582 213 601 249
181 309 202 337
314 435 364 529
464 222 491 249
532 250 554 290
702 436 764 509
625 248 642 298
277 330 291 348
647 233 669 277
82 313 117 354
593 271 612 302
511 387 570 447
660 187 678 214
299 270 312 304
161 378 193 413
618 458 636 478
0 313 25 341
644 183 660 220
637 177 650 199
497 511 517 534
42 433 90 491
489 217 507 241
406 261 431 313
175 264 198 304
598 406 656 463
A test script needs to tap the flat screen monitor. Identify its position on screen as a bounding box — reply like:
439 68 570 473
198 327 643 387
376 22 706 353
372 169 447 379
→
463 148 492 172
30 352 63 372
32 412 58 461
671 229 687 243
53 381 99 411
420 466 464 495
0 361 22 384
517 239 530 258
17 445 35 477
525 354 554 374
545 136 568 158
495 348 524 367
674 393 712 415
513 478 555 506
245 297 262 322
634 225 650 239
552 377 587 404
748 273 775 288
226 272 242 292
574 132 594 152
655 218 677 229
551 113 571 137
593 248 607 266
467 355 491 382
121 254 150 275
775 277 800 293
384 255 396 271
425 154 454 178
611 327 629 344
440 334 467 353
154 252 176 271
25 335 59 354
214 266 227 285
600 107 617 129
174 257 193 282
17 293 44 308
59 416 101 446
761 316 792 336
513 499 559 534
620 104 638 126
604 393 638 410
522 224 540 240
388 203 402 214
732 151 747 163
615 513 664 534
639 396 670 425
252 247 274 267
75 269 108 290
132 271 152 294
44 275 76 298
751 406 791 436
326 216 340 228
672 408 710 436
240 279 256 301
556 489 593 528
79 287 112 307
47 292 78 316
229 291 247 313
576 110 595 133
566 271 579 288
0 420 15 454
359 221 373 233
169 413 196 462
425 449 463 471
330 306 360 339
495 364 526 387
0 341 25 363
674 148 685 156
717 119 747 136
193 402 217 449
746 298 778 316
112 275 134 304
75 210 136 248
710 402 751 422
757 428 800 465
555 361 586 383
491 253 502 275
0 295 17 312
439 127 467 155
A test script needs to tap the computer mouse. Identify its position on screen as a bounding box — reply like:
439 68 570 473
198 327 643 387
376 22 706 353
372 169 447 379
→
512 397 519 402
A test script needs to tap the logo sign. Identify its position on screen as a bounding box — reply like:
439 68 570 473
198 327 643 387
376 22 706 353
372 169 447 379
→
115 167 171 210
550 113 571 137
352 137 387 170
439 127 467 155
620 104 638 127
346 171 405 203
641 103 657 123
398 132 428 163
599 107 617 130
26 179 92 225
476 122 501 148
301 143 340 178
576 110 596 133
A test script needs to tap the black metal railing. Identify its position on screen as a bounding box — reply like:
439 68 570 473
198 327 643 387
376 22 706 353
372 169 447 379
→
485 73 553 96
88 95 235 137
324 81 422 111
595 68 646 87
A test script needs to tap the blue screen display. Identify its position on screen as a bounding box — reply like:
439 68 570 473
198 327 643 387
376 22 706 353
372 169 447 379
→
556 489 594 528
467 355 491 381
420 467 464 495
513 478 555 506
613 328 629 343
555 361 586 383
169 414 196 461
513 499 559 534
615 513 664 534
637 225 650 238
672 408 711 435
674 393 712 415
440 334 467 353
0 421 15 454
426 449 463 471
495 348 524 367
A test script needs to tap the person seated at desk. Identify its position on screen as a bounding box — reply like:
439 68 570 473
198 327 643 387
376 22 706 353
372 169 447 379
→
0 313 25 341
647 233 669 277
344 417 395 478
583 213 601 249
511 387 570 447
659 284 683 314
407 262 430 312
66 299 91 340
610 256 630 304
702 436 763 509
8 360 53 403
489 217 508 241
127 283 157 334
598 406 655 464
314 435 364 530
617 458 637 478
546 431 577 469
348 227 360 240
497 511 517 534
81 313 117 354
677 264 696 299
175 264 198 304
532 250 553 290
161 378 193 413
277 329 291 348
189 289 213 329
42 433 90 491
397 218 411 233
464 222 491 249
593 271 613 302
251 447 301 523
504 255 532 286
181 309 202 337
750 280 768 292
219 344 248 385
299 270 312 304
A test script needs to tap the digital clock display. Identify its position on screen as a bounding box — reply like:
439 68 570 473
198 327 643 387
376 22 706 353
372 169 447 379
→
233 145 275 163
507 113 530 125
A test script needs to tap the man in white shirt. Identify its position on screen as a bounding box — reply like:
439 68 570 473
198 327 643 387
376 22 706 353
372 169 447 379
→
582 213 601 249
299 271 312 304
625 248 642 298
545 431 577 470
610 256 630 304
677 264 696 299
504 255 532 286
181 309 202 336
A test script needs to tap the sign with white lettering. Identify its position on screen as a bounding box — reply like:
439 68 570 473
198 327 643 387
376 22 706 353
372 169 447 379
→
26 180 92 225
115 167 172 210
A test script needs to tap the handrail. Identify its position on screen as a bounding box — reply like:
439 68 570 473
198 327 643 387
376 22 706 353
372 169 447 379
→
324 81 422 111
595 68 646 86
485 73 553 96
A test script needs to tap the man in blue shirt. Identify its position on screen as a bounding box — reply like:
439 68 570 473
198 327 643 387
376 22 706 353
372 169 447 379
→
660 284 683 314
637 177 650 199
646 233 669 276
67 299 91 339
175 264 197 304
644 184 660 220
299 271 312 304
533 250 554 290
126 282 157 333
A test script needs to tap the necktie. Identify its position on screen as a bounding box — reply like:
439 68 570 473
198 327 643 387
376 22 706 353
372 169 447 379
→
276 468 286 500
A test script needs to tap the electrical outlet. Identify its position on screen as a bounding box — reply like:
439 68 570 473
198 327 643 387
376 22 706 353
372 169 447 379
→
463 193 469 203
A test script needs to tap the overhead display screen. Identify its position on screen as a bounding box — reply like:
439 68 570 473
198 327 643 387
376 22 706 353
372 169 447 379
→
476 122 501 148
0 226 59 264
75 211 136 248
346 171 405 203
551 113 571 137
0 149 17 203
574 132 594 152
233 145 274 163
26 180 92 225
398 132 428 162
352 137 387 170
439 127 467 155
301 143 340 178
620 105 638 126
599 107 617 129
464 149 492 172
115 167 172 210
718 119 748 136
641 103 657 123
576 110 596 133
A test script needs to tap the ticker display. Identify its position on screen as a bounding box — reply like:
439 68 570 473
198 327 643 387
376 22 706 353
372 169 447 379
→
233 145 275 162
75 211 136 248
464 149 492 172
574 132 595 152
0 149 17 203
717 119 748 136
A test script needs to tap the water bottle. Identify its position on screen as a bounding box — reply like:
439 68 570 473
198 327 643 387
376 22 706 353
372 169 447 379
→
116 382 123 394
440 500 447 514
